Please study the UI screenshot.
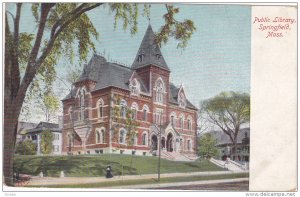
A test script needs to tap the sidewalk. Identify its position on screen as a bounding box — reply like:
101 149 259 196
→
27 170 248 186
105 178 249 189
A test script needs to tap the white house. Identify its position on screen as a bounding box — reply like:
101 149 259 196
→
25 121 62 155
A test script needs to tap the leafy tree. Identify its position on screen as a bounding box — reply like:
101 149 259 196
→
111 95 139 174
200 91 250 157
111 95 138 149
40 129 54 155
15 140 37 155
198 133 219 159
197 107 210 136
4 2 195 186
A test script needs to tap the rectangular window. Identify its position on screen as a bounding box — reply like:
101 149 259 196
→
53 145 59 152
54 134 59 140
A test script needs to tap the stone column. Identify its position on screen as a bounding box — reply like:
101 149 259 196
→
37 134 41 155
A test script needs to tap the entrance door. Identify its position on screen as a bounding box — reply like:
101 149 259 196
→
161 137 166 149
166 133 173 152
151 135 158 151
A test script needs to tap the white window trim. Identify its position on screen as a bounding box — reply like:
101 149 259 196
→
179 114 185 129
119 128 127 144
186 139 192 151
155 78 165 104
130 78 140 96
97 98 104 118
95 127 106 144
170 112 177 127
120 99 127 118
142 131 148 146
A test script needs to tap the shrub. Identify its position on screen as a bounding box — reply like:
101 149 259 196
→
15 140 37 155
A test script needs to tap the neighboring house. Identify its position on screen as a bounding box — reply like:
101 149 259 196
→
25 121 62 155
16 121 38 143
62 25 198 158
209 128 250 163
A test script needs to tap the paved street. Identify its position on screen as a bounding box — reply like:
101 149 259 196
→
150 181 249 191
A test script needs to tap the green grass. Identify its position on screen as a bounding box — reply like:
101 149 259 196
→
14 154 226 177
27 173 249 188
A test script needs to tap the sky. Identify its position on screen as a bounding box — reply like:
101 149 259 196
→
6 3 251 123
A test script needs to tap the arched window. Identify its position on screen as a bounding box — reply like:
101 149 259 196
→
170 112 176 127
96 130 100 144
120 99 127 118
187 116 192 131
179 114 184 129
130 133 138 146
98 99 104 118
142 132 148 145
142 105 149 121
101 128 105 143
119 129 127 144
155 79 164 104
178 92 186 108
131 102 138 120
130 79 140 96
96 128 105 144
137 54 144 62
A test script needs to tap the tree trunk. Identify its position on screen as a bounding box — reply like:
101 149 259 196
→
4 86 25 186
232 140 238 161
3 101 21 186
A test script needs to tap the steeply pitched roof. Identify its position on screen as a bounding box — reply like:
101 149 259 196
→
63 55 134 100
169 83 197 110
131 25 169 71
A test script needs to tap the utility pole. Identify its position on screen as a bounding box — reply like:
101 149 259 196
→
158 111 162 182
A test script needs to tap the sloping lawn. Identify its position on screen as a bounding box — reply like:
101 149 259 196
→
14 154 226 177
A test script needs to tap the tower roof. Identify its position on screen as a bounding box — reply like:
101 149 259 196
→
131 24 170 71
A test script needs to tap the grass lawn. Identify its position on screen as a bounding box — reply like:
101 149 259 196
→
27 173 249 188
14 154 226 177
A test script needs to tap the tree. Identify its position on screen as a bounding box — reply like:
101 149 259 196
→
40 129 54 154
110 95 139 174
200 91 250 157
15 140 37 155
5 2 195 186
197 107 210 136
111 95 139 150
198 133 219 159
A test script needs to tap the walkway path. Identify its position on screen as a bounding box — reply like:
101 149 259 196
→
106 178 249 189
27 171 248 186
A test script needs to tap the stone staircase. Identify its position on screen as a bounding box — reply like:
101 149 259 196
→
161 151 198 161
210 158 248 172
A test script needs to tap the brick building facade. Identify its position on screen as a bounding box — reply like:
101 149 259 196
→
62 25 198 159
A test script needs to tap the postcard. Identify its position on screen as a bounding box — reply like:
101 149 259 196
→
2 2 297 194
